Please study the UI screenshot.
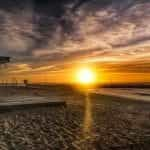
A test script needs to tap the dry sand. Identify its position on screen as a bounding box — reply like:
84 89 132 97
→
0 86 150 150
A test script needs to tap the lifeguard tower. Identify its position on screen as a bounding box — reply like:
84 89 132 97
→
0 56 10 65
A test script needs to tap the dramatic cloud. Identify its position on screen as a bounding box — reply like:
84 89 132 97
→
0 0 150 81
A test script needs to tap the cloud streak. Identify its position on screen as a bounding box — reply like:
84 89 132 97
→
0 0 150 79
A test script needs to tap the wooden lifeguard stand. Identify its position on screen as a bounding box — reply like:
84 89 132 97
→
0 56 10 65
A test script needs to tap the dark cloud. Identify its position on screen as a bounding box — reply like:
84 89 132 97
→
0 0 150 75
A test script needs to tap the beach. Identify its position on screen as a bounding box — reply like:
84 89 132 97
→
0 86 150 150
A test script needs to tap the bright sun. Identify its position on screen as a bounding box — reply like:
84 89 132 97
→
76 68 96 84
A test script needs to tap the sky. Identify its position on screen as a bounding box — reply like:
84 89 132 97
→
0 0 150 84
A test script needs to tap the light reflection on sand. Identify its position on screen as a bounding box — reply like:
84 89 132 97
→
83 93 93 136
92 88 150 102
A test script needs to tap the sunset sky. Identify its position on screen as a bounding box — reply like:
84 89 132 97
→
0 0 150 84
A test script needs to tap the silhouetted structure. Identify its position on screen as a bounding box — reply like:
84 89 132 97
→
23 79 29 87
0 56 10 64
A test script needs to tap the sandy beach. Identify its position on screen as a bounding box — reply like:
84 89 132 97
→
0 86 150 150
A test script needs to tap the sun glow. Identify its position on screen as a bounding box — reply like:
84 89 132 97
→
76 68 96 84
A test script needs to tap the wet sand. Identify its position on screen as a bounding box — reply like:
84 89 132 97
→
0 87 150 150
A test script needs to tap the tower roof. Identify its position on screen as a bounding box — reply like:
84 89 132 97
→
0 56 10 64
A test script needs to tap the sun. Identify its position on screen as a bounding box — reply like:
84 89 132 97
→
76 68 96 84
